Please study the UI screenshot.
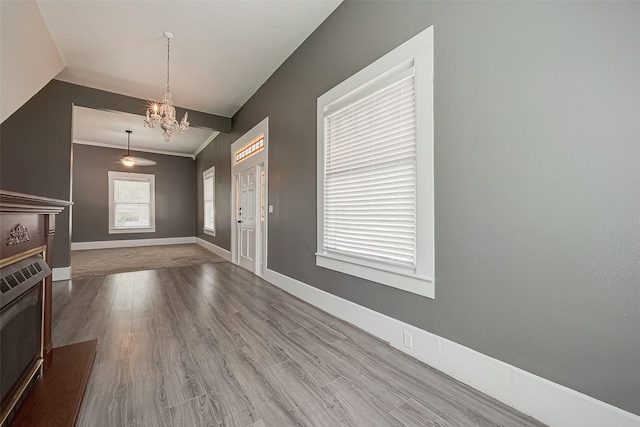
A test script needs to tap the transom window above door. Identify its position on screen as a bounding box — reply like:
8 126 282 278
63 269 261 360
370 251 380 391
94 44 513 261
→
234 135 264 164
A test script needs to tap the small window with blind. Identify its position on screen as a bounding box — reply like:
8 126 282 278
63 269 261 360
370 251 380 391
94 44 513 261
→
203 166 215 236
108 171 155 234
316 26 434 298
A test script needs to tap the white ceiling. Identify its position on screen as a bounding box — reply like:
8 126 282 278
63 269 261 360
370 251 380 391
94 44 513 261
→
73 106 218 157
35 0 341 152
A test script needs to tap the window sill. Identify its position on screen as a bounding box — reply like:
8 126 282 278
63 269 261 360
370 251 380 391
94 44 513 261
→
203 228 216 237
316 252 434 299
109 227 155 234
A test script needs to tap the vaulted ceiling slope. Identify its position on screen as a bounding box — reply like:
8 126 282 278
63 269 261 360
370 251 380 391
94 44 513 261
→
0 1 64 123
1 0 341 123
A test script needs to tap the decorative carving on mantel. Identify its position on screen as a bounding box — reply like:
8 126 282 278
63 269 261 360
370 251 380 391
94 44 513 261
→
6 223 30 246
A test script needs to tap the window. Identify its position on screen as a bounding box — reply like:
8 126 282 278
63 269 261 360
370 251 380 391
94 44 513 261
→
316 26 434 298
108 171 155 234
235 135 264 164
203 166 215 236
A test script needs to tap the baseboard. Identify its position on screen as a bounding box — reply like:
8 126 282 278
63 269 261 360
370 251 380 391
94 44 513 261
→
262 267 640 427
196 237 232 261
52 266 71 281
71 237 196 251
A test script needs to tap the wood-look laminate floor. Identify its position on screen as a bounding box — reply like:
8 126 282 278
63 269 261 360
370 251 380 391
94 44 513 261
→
52 261 546 427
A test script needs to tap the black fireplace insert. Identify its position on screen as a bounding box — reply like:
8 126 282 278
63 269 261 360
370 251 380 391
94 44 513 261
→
0 254 50 424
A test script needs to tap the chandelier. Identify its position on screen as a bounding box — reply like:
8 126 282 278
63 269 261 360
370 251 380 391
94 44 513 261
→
144 31 189 142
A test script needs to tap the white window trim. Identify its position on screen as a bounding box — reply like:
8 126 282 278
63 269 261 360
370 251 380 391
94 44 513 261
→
316 26 434 299
108 171 156 234
203 166 215 236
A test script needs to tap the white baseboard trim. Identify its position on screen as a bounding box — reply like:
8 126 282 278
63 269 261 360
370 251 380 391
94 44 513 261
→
71 237 196 251
262 267 640 427
52 266 71 281
196 237 232 261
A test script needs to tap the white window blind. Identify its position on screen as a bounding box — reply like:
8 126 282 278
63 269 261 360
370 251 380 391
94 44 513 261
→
204 169 215 231
323 67 417 267
317 26 433 298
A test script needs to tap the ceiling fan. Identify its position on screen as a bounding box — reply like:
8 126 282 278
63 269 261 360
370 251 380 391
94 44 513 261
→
120 130 156 167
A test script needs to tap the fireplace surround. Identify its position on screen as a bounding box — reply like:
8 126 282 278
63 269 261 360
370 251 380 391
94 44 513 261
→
0 190 78 426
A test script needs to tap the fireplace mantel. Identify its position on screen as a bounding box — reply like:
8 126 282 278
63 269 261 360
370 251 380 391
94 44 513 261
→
0 190 71 214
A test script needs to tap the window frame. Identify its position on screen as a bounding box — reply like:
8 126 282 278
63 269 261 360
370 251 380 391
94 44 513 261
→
203 166 215 236
108 171 156 234
316 26 434 298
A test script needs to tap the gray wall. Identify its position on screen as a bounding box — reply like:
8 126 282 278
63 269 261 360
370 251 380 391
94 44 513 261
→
195 132 232 249
228 1 640 416
0 79 230 267
72 144 195 242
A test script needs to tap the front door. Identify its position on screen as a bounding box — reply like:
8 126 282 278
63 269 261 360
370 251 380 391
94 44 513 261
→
237 166 256 271
230 118 268 276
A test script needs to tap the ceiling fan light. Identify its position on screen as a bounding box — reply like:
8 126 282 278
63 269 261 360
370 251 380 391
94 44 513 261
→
121 129 156 166
121 155 136 167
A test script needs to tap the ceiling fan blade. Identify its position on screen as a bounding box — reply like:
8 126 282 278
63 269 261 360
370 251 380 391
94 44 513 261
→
130 157 157 166
117 155 157 167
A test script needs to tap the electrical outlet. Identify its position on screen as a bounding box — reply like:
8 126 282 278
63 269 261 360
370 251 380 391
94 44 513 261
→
403 331 413 349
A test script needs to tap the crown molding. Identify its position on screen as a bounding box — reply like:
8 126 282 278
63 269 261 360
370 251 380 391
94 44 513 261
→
193 131 221 157
72 139 196 159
